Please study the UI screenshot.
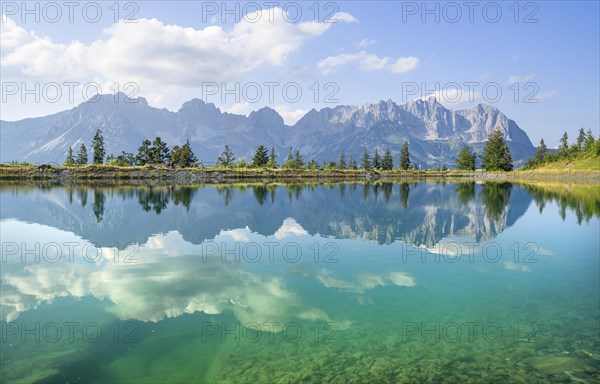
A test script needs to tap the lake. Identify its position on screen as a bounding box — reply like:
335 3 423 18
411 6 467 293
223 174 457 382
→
1 182 598 383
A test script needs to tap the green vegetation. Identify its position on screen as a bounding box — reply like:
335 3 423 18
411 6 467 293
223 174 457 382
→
482 129 513 171
524 128 600 170
64 147 75 166
76 144 88 165
171 140 198 168
456 146 477 171
399 141 411 170
216 145 236 168
7 127 600 178
91 129 105 164
251 145 269 167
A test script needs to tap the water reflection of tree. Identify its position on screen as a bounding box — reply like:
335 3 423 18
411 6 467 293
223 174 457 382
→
362 183 370 202
285 184 302 204
216 186 233 206
67 187 73 205
339 184 346 199
522 184 599 224
78 188 88 207
399 182 410 209
481 182 512 221
253 185 268 206
456 182 476 205
171 187 196 211
137 188 169 214
92 189 105 222
381 183 393 203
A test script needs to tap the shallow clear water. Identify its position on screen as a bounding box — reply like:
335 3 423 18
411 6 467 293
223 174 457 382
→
1 182 598 383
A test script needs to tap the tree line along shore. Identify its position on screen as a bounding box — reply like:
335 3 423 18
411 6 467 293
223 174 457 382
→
3 127 599 184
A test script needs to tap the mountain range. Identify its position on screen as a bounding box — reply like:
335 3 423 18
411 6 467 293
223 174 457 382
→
0 93 535 167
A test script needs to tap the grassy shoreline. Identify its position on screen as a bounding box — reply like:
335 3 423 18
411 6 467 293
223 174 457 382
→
0 164 598 185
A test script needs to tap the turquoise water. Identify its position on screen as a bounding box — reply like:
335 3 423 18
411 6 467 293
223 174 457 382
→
0 182 598 383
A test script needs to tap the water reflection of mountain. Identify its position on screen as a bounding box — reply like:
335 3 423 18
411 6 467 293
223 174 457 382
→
0 182 541 248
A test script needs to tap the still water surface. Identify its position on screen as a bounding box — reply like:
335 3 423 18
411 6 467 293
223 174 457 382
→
1 182 598 383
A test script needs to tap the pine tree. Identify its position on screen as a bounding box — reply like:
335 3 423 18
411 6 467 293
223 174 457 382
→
381 148 393 170
482 129 513 171
584 129 596 152
399 141 410 170
283 148 294 168
307 158 318 169
361 147 371 170
576 128 586 152
171 140 197 167
372 148 381 169
456 146 476 171
293 149 304 169
268 147 278 168
91 129 105 164
76 144 88 165
559 132 569 157
534 138 547 164
349 156 358 170
150 137 170 163
181 140 197 167
136 139 152 165
217 145 235 167
170 145 181 166
115 151 135 166
64 147 75 166
251 145 269 167
338 152 346 170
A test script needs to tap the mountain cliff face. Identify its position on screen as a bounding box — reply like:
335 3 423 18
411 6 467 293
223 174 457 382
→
0 94 534 167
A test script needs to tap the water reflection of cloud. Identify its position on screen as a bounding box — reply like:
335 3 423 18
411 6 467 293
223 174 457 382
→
219 227 252 242
315 269 416 293
274 218 308 239
0 231 332 326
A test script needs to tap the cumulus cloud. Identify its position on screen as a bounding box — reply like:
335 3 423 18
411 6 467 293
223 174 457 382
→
1 9 355 86
317 50 419 75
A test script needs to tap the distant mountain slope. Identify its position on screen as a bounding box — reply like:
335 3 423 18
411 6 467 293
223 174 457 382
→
0 94 534 167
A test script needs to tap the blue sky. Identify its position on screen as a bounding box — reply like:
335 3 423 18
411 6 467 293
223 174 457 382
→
1 1 598 146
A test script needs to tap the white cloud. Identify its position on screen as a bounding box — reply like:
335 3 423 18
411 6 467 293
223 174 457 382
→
355 38 376 48
220 227 251 242
274 105 309 125
332 12 358 23
317 50 419 75
389 57 420 73
225 101 252 116
508 74 535 83
1 9 356 92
